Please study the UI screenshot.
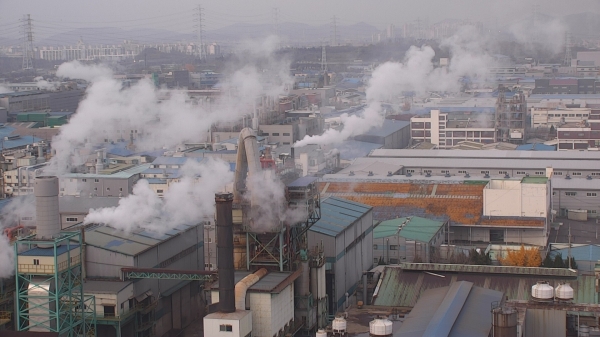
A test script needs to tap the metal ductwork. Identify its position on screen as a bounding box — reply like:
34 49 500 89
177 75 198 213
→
35 176 60 240
235 268 268 311
215 192 235 313
233 128 262 204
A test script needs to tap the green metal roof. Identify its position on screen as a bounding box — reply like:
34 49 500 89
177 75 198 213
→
374 217 445 243
521 177 548 184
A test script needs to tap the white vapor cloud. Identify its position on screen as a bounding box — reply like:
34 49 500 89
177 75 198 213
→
84 158 233 233
294 26 493 147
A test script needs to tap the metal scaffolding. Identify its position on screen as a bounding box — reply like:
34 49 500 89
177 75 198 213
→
14 231 96 336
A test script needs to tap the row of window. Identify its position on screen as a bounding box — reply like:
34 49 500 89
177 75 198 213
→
60 187 123 192
373 244 398 250
261 132 291 137
403 169 595 176
560 192 597 197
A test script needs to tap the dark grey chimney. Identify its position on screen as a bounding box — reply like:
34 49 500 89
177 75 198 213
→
215 192 235 313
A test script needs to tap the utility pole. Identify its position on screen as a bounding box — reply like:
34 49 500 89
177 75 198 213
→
330 16 339 46
568 225 572 269
194 5 206 60
21 14 35 72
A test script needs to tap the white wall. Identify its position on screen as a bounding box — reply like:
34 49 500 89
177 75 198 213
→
203 313 252 337
484 180 548 218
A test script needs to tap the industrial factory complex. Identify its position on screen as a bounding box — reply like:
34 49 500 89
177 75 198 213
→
8 14 600 337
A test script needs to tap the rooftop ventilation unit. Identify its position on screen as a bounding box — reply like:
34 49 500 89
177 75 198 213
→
464 173 470 178
425 173 431 177
566 175 571 180
444 173 451 178
406 172 412 177
484 173 490 178
349 171 354 176
587 175 593 180
387 171 393 177
368 171 374 176
504 174 510 179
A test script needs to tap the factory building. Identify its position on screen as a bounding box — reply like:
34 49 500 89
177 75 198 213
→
307 196 373 314
10 176 208 337
410 110 496 148
353 119 410 149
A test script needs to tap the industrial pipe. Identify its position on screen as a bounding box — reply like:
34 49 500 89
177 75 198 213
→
235 268 268 311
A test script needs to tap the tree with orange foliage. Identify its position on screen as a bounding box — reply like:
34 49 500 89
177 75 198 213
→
498 245 542 267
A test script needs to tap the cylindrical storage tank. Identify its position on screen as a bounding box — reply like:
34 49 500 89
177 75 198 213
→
296 260 310 296
531 281 554 301
555 283 574 301
316 329 327 337
492 307 517 337
332 316 347 334
369 318 393 336
35 176 60 240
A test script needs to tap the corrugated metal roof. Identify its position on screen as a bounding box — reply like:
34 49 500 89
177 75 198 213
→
521 177 548 184
401 263 576 277
63 163 151 179
81 224 193 256
309 197 372 237
551 244 600 262
210 271 299 293
373 265 593 308
396 281 503 337
287 176 318 188
20 244 79 256
374 217 445 243
336 140 382 161
358 119 410 138
151 156 205 166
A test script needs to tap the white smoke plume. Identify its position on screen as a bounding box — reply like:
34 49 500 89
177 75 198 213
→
34 76 60 91
508 17 567 55
47 38 293 175
245 170 307 232
294 26 493 147
0 195 36 278
0 84 12 94
84 158 233 233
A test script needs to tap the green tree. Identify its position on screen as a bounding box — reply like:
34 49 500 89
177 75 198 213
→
553 253 566 268
542 253 554 268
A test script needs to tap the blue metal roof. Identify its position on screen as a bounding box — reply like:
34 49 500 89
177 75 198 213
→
287 176 318 188
309 197 371 237
20 244 79 256
151 156 205 166
552 245 600 262
515 143 556 151
336 140 382 161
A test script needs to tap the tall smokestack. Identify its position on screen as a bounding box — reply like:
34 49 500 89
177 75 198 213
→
215 192 235 313
35 176 60 239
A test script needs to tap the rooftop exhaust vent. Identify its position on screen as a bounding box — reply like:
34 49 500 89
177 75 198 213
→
464 173 470 178
445 173 451 178
484 173 490 178
504 174 510 179
566 175 571 180
587 175 593 180
368 171 374 176
425 173 431 177
406 172 412 177
387 171 393 177
349 171 354 176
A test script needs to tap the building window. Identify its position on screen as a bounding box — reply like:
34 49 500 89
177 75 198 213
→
499 171 507 175
157 189 164 193
106 188 110 191
94 179 99 183
458 170 466 174
406 169 415 173
66 217 78 222
82 179 87 182
572 172 582 176
516 171 525 175
272 133 280 136
481 171 489 174
565 192 577 196
283 133 290 136
552 192 556 196
33 259 39 265
119 188 123 191
220 324 233 332
441 170 449 174
588 193 597 197
283 142 291 145
374 258 379 263
389 258 398 264
207 237 212 243
424 170 432 174
554 172 563 175
389 245 398 250
373 244 378 250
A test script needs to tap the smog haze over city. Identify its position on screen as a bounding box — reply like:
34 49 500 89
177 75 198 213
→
3 0 600 337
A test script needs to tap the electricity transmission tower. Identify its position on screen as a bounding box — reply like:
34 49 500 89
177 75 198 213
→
194 5 206 60
563 31 572 66
21 14 35 71
330 16 339 46
273 7 280 49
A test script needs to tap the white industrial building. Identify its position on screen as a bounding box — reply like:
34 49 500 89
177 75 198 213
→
530 107 591 128
410 110 496 148
307 197 373 314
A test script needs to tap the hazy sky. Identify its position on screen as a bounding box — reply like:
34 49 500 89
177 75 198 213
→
1 0 600 35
